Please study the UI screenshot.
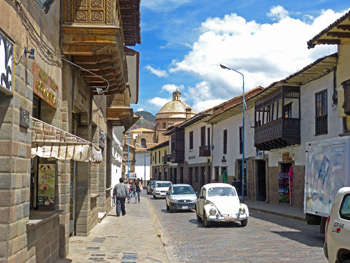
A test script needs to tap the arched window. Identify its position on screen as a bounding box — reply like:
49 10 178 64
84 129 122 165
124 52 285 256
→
163 122 166 129
141 138 147 148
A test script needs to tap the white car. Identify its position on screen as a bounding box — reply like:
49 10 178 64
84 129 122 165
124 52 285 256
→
165 184 197 212
195 183 249 227
152 181 172 199
324 187 350 263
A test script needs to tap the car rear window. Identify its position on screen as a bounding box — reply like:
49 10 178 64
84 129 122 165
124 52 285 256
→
156 182 171 188
340 194 350 221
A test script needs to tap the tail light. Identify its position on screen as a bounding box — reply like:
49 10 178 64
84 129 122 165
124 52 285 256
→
325 216 330 243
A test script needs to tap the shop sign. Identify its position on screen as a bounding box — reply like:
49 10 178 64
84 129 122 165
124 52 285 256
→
0 30 15 96
255 150 264 159
38 163 56 206
33 63 57 109
282 152 293 162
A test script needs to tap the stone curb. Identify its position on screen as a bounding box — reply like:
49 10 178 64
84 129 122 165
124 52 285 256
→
145 198 172 263
249 206 306 222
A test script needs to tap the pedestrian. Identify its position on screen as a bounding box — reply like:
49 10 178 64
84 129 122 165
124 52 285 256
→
134 179 142 203
113 178 129 217
128 179 134 203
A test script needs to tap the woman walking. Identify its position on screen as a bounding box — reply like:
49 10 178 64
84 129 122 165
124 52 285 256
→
134 179 142 203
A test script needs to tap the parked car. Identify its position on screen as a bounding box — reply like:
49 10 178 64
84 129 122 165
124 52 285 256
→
195 183 249 227
324 187 350 263
147 180 159 195
152 181 172 199
165 184 197 212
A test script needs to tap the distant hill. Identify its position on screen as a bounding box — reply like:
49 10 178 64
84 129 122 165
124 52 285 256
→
134 111 156 129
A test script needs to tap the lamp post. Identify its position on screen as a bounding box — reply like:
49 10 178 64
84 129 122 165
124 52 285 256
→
220 64 246 203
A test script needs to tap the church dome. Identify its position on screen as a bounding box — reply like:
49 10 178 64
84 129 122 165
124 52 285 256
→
156 91 196 120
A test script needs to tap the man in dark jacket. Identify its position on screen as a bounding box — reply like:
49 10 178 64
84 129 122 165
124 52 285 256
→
113 178 129 216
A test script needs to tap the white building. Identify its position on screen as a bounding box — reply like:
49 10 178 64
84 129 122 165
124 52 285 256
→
135 149 151 185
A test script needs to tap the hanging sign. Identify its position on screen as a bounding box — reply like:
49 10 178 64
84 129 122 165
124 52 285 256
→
33 63 58 109
0 30 15 96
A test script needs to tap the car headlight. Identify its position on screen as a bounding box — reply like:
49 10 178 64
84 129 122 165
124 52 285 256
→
209 208 217 215
239 207 246 214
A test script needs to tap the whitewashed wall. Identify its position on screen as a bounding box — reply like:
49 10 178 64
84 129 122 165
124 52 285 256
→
267 72 343 167
135 151 151 183
212 107 256 178
111 126 125 190
184 121 211 165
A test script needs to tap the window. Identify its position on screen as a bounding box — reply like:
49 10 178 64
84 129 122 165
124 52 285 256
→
239 127 243 154
340 194 350 221
223 129 227 154
163 122 166 129
141 138 147 148
189 131 193 150
158 151 160 163
200 126 205 146
284 103 292 119
315 90 328 135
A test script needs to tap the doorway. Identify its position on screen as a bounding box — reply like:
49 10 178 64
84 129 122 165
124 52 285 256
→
256 160 266 201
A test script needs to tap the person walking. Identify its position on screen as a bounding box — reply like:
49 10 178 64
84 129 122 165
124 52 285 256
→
134 179 142 203
113 178 129 217
128 179 134 203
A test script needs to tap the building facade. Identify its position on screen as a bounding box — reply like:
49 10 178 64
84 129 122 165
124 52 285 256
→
0 0 140 262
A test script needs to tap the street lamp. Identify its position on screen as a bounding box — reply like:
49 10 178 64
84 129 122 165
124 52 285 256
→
220 64 246 203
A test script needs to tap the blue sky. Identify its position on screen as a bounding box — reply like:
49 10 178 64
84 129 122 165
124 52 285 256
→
132 0 349 115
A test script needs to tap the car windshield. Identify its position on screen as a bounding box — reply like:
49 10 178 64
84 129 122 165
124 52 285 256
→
156 182 171 188
171 186 195 195
207 187 236 197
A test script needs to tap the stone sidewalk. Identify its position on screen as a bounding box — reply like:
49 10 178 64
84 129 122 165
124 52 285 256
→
57 197 168 263
245 200 305 221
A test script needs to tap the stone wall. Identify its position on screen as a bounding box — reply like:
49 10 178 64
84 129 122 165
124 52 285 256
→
27 214 60 263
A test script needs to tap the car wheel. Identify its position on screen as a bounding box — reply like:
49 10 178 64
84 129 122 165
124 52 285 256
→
203 211 211 227
241 219 248 227
166 203 169 211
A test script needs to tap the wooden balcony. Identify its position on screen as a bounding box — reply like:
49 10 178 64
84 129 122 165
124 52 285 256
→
199 145 211 157
254 118 300 151
170 131 184 163
106 88 133 126
62 0 140 95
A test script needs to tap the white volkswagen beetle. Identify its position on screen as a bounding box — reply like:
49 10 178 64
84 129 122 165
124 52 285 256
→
195 183 249 227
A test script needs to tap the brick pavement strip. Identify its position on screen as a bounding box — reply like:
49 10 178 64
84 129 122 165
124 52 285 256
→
56 197 169 263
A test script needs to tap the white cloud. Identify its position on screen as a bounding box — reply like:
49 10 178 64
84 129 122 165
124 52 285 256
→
170 7 345 102
148 97 170 108
137 108 144 112
142 0 191 12
267 5 289 21
162 84 184 94
144 65 168 78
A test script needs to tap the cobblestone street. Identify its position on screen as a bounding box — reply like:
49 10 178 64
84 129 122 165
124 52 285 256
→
145 193 327 263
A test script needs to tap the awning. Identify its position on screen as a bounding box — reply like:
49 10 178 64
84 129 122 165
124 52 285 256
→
31 117 103 163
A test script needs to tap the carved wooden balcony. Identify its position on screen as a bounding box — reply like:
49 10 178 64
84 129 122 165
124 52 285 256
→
62 0 140 95
170 131 184 163
106 88 133 126
199 145 211 157
254 118 300 151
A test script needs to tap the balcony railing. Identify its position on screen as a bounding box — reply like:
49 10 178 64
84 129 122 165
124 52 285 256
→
254 118 300 151
199 145 211 157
